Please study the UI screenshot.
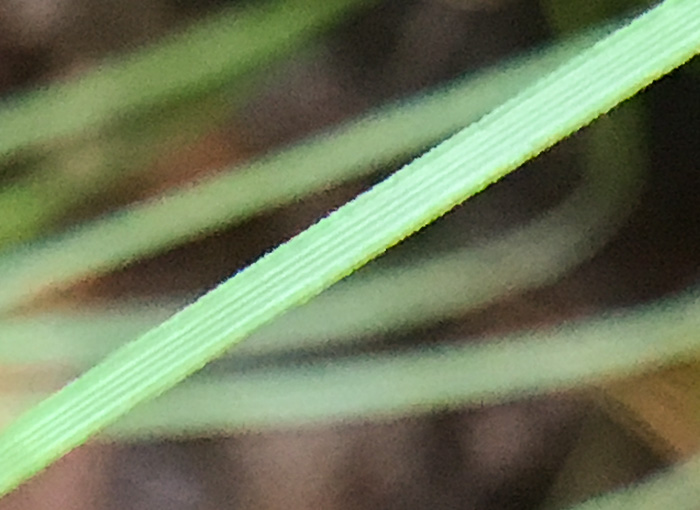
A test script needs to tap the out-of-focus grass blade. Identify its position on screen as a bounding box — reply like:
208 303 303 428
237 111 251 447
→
0 305 179 365
0 0 697 496
0 86 245 247
0 0 375 247
2 287 699 435
0 0 375 158
0 24 620 314
229 101 644 354
0 101 645 365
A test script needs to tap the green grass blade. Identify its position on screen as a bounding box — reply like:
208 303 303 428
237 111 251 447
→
230 101 646 354
0 0 375 158
94 288 700 436
0 0 374 248
0 84 245 247
3 287 699 435
0 100 645 366
103 288 700 434
0 25 610 314
0 305 179 365
0 0 697 496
